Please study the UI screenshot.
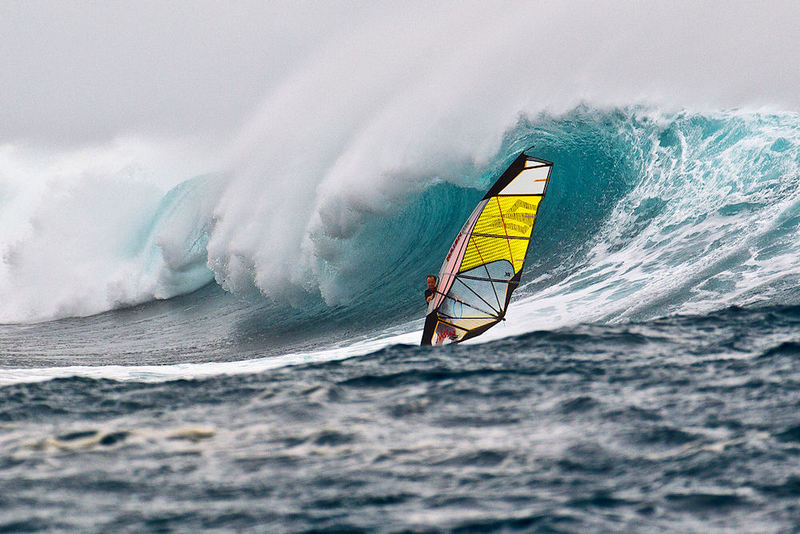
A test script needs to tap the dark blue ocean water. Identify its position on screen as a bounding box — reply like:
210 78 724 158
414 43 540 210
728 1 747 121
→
2 107 800 531
2 305 800 532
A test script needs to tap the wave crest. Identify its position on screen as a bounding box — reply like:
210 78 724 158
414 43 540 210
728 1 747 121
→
2 106 800 329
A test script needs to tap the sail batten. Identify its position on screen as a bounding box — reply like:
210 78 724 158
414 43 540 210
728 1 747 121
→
421 149 552 346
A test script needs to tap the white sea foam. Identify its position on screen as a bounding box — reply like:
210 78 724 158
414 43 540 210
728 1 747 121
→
0 326 421 386
0 140 222 322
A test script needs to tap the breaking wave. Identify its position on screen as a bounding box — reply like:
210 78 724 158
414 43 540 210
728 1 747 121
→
1 106 799 338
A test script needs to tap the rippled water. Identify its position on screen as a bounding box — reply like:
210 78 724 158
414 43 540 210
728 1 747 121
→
3 107 800 531
3 305 800 532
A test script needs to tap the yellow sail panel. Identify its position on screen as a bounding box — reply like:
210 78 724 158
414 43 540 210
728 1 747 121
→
473 196 541 238
459 196 541 273
460 235 529 273
498 196 541 236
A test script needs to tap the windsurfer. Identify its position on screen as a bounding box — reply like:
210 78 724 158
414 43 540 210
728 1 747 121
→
425 275 437 304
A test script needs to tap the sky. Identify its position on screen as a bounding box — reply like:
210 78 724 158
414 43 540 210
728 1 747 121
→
2 1 800 150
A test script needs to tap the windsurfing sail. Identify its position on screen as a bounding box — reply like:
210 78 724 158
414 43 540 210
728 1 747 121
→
421 148 552 345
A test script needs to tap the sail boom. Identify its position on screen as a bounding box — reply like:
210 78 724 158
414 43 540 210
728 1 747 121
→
456 274 514 283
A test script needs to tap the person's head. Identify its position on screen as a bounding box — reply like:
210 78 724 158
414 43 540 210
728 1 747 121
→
426 275 437 289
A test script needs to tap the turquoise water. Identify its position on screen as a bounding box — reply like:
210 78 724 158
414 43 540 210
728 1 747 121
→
1 106 800 531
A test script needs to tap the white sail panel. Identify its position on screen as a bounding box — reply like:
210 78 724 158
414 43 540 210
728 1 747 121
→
498 165 550 196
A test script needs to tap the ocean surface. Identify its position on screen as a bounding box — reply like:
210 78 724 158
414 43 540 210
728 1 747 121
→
2 107 800 532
